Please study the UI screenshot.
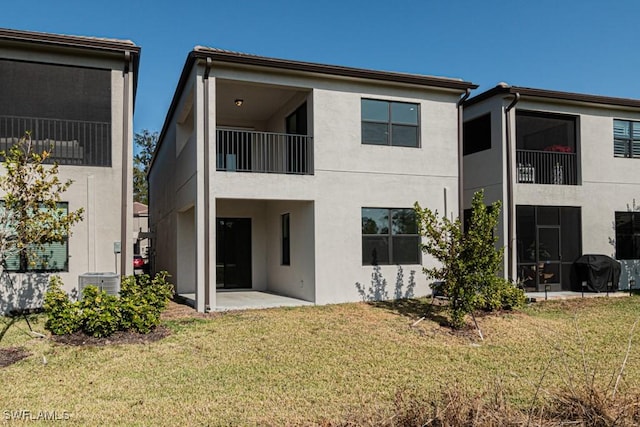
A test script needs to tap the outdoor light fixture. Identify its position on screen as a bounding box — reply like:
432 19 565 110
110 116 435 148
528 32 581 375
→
234 99 244 107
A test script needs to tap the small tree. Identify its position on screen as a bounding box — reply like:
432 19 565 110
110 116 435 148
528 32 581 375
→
415 190 524 330
0 133 84 273
133 130 158 204
0 133 83 342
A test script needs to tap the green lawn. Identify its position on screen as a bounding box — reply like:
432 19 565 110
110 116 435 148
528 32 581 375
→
1 295 639 426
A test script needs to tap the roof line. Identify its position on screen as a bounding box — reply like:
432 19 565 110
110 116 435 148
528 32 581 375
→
0 27 140 54
465 84 640 109
192 46 477 91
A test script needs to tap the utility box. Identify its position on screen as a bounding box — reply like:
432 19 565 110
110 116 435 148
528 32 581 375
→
78 272 121 297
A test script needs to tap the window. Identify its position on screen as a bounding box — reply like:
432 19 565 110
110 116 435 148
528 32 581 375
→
0 59 112 167
362 208 420 265
281 213 290 266
3 202 70 272
361 99 419 147
463 114 491 155
615 212 640 259
614 119 640 158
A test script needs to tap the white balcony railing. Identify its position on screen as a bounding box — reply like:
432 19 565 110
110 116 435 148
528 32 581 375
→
516 150 577 185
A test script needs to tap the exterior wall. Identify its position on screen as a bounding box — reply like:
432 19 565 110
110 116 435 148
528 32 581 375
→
512 99 640 258
210 65 461 305
265 201 315 302
462 97 509 274
149 74 196 297
464 93 640 287
151 58 465 310
0 42 135 311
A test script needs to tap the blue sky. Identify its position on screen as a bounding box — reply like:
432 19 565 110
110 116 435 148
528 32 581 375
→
2 0 639 134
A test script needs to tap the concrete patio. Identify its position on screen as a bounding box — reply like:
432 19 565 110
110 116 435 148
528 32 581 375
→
176 291 314 312
525 290 630 302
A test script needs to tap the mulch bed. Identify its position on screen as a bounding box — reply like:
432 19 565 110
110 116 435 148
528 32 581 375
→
51 326 171 346
0 347 31 368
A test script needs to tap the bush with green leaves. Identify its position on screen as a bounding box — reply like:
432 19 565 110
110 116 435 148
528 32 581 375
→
120 272 173 333
80 286 122 338
43 272 174 337
43 275 82 335
415 190 526 329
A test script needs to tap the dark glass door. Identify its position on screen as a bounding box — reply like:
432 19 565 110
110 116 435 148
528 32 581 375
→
285 103 307 174
216 218 252 289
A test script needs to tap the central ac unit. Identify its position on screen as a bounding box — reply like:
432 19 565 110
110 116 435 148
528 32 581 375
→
78 272 121 297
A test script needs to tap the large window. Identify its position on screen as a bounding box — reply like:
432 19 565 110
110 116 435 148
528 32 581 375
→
614 119 640 158
3 202 70 272
362 208 420 265
463 114 491 155
615 212 640 259
0 59 112 167
361 99 419 147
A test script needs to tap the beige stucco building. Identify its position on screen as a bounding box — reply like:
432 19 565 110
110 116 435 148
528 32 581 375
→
0 28 139 312
149 47 476 312
463 84 640 292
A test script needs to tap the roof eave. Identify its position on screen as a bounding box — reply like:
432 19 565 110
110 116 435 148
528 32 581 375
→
192 48 477 91
465 85 640 109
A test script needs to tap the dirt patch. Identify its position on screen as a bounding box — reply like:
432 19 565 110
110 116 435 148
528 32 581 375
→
51 326 171 346
0 347 31 368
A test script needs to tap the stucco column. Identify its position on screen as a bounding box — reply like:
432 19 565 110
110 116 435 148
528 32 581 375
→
120 53 134 277
204 66 217 311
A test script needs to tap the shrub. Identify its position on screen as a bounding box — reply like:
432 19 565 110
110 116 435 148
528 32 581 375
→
43 272 174 338
477 276 527 312
43 276 82 335
80 286 121 338
415 190 524 330
120 272 173 333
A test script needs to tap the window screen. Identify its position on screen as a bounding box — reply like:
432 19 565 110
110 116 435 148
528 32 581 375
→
0 59 112 166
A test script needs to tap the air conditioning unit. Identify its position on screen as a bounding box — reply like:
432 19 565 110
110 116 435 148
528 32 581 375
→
78 272 121 297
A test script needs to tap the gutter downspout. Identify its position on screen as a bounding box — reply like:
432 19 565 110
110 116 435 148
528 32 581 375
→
504 92 520 282
120 51 132 277
457 88 471 227
203 57 213 312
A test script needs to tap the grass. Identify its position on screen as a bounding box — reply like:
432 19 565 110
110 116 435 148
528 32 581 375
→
0 295 639 425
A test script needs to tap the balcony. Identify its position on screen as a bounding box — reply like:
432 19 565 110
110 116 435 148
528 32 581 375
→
216 129 313 175
516 150 577 185
0 115 111 166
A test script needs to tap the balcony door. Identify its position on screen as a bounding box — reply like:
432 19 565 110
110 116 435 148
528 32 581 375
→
285 103 307 174
216 218 252 289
